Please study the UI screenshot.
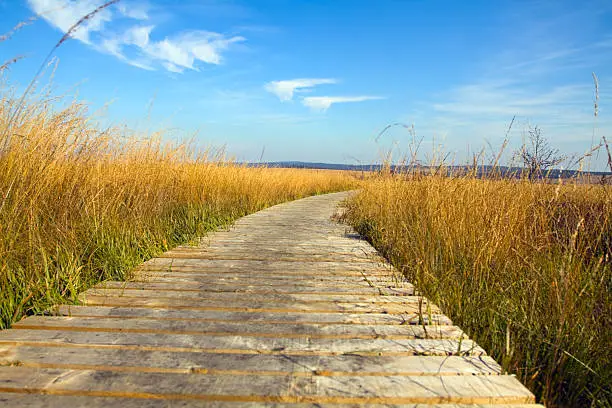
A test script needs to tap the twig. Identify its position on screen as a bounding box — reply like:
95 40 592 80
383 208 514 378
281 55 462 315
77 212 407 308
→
0 17 37 42
591 72 600 170
603 137 612 173
375 122 411 143
0 55 26 73
1 0 120 150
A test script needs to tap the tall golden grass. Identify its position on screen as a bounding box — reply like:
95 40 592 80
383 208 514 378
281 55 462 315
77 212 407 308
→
344 174 611 407
3 11 609 404
0 90 357 329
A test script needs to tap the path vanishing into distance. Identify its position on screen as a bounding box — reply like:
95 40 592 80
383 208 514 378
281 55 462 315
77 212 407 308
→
0 192 540 407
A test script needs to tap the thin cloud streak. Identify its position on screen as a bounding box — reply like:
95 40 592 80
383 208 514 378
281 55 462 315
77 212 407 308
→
264 78 337 102
117 2 149 20
432 82 589 117
415 27 612 153
28 0 113 43
302 96 385 112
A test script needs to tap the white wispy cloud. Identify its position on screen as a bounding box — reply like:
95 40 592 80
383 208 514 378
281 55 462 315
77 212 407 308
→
28 0 113 44
432 81 589 117
265 78 336 102
419 80 600 147
406 56 611 172
302 96 385 112
123 24 152 48
117 2 149 20
27 0 244 72
103 27 244 72
412 15 612 164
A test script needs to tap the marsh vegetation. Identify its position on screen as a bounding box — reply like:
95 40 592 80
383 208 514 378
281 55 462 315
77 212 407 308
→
0 91 357 330
344 171 611 407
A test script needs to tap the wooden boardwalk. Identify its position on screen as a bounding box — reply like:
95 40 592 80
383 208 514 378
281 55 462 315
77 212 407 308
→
0 192 540 407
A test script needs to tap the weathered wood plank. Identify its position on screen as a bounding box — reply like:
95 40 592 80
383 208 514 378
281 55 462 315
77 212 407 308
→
199 243 376 250
138 258 395 272
157 254 383 263
134 270 397 283
195 248 377 256
135 269 397 279
97 281 414 296
81 288 427 305
135 269 401 282
54 305 454 326
131 274 415 294
0 346 501 375
172 245 377 254
196 247 374 252
132 272 410 285
134 268 403 280
13 316 465 339
135 272 399 283
78 295 441 315
0 329 486 356
0 367 535 404
102 280 415 296
0 393 546 407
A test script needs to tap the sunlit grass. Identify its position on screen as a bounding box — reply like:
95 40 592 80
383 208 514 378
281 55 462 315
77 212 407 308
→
3 6 610 407
343 173 611 407
0 91 357 329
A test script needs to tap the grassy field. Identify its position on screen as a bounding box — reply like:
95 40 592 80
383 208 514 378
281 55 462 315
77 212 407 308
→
0 93 357 330
343 173 611 407
2 27 609 405
2 6 610 407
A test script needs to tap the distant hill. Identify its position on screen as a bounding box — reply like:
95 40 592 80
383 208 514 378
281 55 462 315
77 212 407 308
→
257 161 375 171
247 161 611 179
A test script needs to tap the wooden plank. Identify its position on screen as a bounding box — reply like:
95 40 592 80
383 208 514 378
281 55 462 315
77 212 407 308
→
0 367 535 404
168 251 379 259
131 279 412 291
135 269 400 280
135 269 397 279
157 254 382 263
98 279 404 289
54 305 454 326
96 281 412 296
78 295 441 315
138 259 390 268
138 258 395 272
131 274 415 294
187 250 378 258
174 245 377 253
13 316 465 340
131 272 411 285
198 247 376 255
81 288 427 305
0 346 502 375
0 393 546 408
135 269 396 281
112 279 414 294
202 242 375 248
139 254 387 263
131 273 380 284
0 329 486 356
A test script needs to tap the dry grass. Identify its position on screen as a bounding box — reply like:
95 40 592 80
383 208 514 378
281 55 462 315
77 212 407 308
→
3 6 609 407
343 173 611 407
0 90 357 329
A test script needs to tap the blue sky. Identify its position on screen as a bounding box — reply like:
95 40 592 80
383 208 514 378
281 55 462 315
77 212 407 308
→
1 0 611 168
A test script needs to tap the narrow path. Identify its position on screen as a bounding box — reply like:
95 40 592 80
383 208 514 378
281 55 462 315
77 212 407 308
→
0 192 540 407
